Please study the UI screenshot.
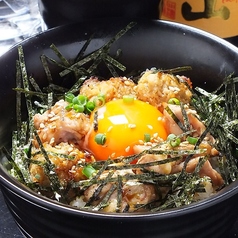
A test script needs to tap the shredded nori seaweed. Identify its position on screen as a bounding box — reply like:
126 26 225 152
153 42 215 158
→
1 22 238 212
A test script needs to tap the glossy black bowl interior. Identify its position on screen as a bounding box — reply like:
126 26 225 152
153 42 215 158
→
0 19 238 238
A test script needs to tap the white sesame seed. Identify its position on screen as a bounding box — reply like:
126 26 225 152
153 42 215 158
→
125 146 130 153
39 123 45 129
128 124 136 129
69 151 78 156
49 115 60 122
153 132 158 138
124 80 131 86
48 113 54 118
42 133 47 140
71 165 76 170
49 124 56 130
169 86 180 92
107 126 113 132
49 137 55 145
147 125 153 130
111 152 116 158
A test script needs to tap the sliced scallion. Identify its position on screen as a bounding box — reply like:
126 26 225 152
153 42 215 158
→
94 94 105 107
82 165 96 178
167 134 181 147
65 92 75 103
65 103 73 111
85 101 96 113
72 96 80 105
123 95 135 104
144 133 151 142
95 133 107 145
73 104 84 113
77 95 88 105
168 97 180 105
187 136 198 145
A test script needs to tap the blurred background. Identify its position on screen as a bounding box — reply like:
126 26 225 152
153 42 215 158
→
1 0 238 57
0 0 45 56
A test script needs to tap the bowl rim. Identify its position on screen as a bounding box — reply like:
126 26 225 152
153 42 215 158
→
0 18 238 219
1 163 238 219
2 18 238 58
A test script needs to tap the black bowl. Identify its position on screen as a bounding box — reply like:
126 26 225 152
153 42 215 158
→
0 19 238 238
38 0 161 28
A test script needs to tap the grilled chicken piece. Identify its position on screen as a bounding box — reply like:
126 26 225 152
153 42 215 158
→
30 142 95 186
33 99 91 147
79 77 136 102
136 70 192 110
83 181 158 212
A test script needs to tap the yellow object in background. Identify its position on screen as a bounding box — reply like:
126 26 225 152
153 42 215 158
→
159 0 238 39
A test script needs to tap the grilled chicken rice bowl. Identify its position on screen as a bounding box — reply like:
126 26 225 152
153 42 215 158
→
7 41 238 212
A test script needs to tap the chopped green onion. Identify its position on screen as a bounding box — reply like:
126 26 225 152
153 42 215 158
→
73 104 84 113
94 94 105 107
167 134 181 147
65 94 90 113
168 97 180 105
65 103 73 111
85 101 96 113
72 96 80 105
23 146 30 155
65 92 75 103
167 134 176 140
170 138 181 147
82 165 96 178
95 133 107 145
187 136 198 145
123 95 135 104
77 95 88 105
70 94 88 105
65 93 105 113
144 133 151 142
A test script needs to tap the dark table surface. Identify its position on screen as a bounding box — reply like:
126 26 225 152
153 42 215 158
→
0 189 23 238
0 188 238 238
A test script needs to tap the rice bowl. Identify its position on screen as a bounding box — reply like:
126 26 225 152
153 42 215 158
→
0 18 238 238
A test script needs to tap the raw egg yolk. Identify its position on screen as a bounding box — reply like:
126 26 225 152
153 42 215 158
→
85 99 167 160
